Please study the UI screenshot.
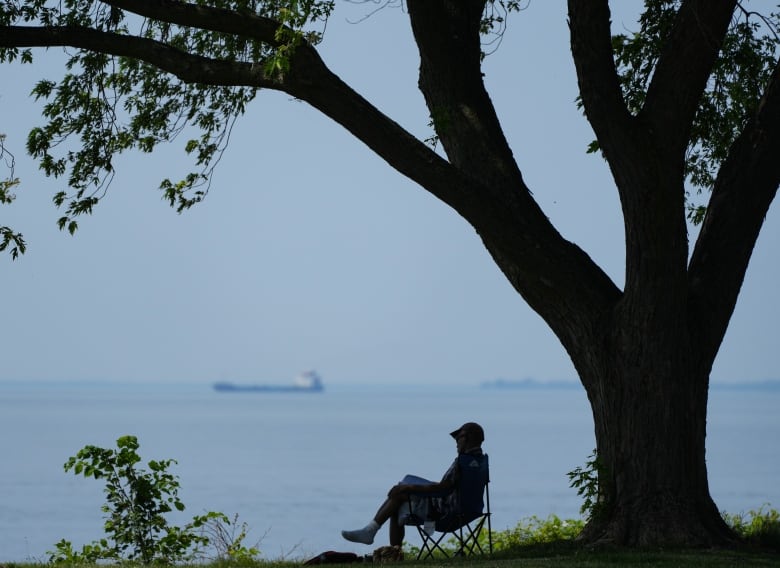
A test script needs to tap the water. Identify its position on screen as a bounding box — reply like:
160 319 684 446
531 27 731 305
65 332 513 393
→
1 381 777 562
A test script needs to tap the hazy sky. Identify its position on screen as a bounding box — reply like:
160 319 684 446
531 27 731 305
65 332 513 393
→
2 2 778 385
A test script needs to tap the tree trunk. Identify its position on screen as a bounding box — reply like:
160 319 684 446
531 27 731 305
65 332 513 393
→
400 0 748 547
479 229 739 547
575 340 736 546
559 1 753 546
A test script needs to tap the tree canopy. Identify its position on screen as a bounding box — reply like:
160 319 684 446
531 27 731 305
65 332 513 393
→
1 1 777 243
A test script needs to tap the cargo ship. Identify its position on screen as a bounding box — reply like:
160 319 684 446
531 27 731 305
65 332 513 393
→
213 370 324 393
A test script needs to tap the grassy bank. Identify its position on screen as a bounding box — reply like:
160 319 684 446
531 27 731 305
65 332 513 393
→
484 544 780 567
4 546 780 568
6 508 777 567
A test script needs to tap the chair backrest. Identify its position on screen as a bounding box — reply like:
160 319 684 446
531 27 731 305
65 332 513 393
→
457 452 489 516
434 452 489 532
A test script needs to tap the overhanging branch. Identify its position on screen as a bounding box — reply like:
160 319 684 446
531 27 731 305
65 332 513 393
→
102 0 283 46
398 0 623 349
0 25 275 87
2 2 623 342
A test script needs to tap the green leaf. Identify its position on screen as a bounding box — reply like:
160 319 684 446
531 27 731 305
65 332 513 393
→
608 2 780 224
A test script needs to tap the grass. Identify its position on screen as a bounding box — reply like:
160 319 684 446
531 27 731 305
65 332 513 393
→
4 546 780 568
482 544 780 567
5 508 778 567
6 538 779 568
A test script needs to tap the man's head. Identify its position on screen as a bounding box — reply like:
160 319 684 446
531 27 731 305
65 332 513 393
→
449 422 484 452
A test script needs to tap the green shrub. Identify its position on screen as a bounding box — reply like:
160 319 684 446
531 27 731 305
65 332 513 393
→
48 435 259 564
200 512 262 562
403 514 584 558
567 448 609 521
723 505 780 550
492 515 585 550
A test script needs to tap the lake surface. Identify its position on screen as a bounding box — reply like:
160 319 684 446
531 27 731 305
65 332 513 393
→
1 381 777 561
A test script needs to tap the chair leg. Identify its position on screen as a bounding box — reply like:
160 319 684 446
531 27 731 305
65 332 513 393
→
452 515 490 557
413 514 492 560
414 525 451 560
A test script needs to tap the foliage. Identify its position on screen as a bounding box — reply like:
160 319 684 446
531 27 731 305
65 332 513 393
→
610 1 780 223
567 448 609 521
480 1 524 58
0 0 529 242
48 435 259 564
198 512 263 561
0 133 26 259
4 1 774 232
491 515 585 550
403 514 584 558
401 508 780 558
0 0 334 233
17 547 780 568
723 505 780 550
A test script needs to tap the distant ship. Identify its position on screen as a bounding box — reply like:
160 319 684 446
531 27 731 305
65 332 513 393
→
213 370 324 393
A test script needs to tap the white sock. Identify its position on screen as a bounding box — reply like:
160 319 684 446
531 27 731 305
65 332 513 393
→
366 520 380 534
341 520 381 545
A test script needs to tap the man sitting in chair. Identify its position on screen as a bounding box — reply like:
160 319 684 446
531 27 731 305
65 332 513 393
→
341 421 485 547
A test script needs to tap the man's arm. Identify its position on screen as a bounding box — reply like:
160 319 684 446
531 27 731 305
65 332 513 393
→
389 478 455 498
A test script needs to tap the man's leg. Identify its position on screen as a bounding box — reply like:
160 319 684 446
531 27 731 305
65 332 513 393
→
388 510 405 547
342 492 406 545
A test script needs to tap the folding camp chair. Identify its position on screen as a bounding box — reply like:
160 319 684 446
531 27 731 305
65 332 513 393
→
401 453 492 560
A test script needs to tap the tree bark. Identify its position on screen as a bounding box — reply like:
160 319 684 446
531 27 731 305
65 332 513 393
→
574 318 736 546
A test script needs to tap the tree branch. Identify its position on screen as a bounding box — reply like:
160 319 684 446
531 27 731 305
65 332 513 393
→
0 20 473 212
0 25 275 87
101 0 283 47
689 56 780 365
0 21 479 237
641 0 737 159
2 3 622 352
568 0 635 164
407 0 517 189
395 0 622 355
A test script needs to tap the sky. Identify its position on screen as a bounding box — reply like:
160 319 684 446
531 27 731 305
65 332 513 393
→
1 1 778 386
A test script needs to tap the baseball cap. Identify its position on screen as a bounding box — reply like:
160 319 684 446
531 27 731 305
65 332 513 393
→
449 422 485 442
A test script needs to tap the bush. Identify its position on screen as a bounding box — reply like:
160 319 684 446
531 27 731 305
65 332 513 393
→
723 505 780 550
49 435 259 564
492 515 585 550
403 514 584 558
567 448 610 521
